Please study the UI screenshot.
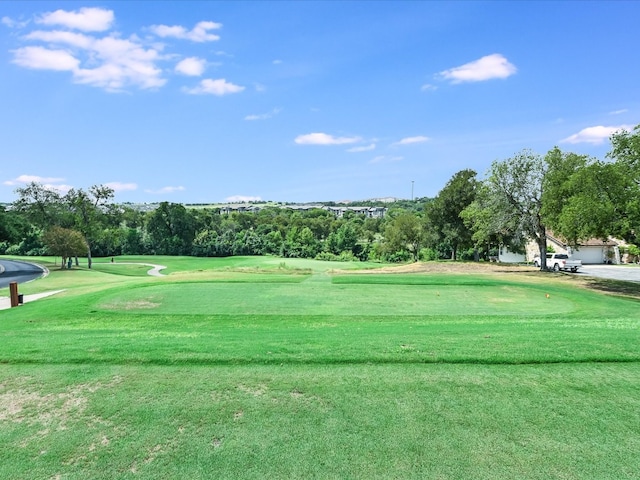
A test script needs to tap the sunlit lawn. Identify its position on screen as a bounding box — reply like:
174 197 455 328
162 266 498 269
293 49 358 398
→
1 255 639 479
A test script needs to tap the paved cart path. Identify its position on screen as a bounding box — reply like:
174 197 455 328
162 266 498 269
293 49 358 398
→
0 261 166 310
0 290 65 310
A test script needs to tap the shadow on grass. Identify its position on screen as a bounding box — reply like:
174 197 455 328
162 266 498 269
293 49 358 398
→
584 277 640 300
5 356 640 367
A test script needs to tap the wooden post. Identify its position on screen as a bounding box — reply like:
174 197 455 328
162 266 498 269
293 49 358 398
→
9 282 19 308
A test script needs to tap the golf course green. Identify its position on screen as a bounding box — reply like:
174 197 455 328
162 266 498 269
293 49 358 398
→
1 255 639 479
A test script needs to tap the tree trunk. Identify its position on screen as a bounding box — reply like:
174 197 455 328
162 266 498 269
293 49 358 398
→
536 234 548 270
87 243 92 269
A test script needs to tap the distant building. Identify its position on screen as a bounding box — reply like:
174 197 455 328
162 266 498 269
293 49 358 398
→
218 204 264 215
323 206 387 218
217 203 387 218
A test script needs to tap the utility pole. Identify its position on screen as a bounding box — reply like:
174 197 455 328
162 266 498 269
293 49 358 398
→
411 180 414 201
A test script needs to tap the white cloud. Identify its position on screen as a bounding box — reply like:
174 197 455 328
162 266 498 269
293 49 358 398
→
392 136 430 146
347 143 376 152
11 10 227 92
421 83 437 92
295 133 361 145
105 182 137 192
244 108 281 121
14 20 166 91
3 174 66 186
12 46 79 71
175 57 206 76
47 183 74 194
74 63 165 91
439 53 517 83
369 156 403 164
184 78 245 95
2 16 29 28
25 30 94 49
74 36 166 91
145 186 186 194
36 7 114 32
150 21 222 42
272 59 283 65
560 125 632 145
226 195 262 203
609 109 628 115
3 174 72 194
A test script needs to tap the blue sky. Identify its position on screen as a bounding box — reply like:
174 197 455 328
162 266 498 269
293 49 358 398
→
1 1 638 204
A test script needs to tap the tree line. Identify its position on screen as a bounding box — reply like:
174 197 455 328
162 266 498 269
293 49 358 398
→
1 125 639 269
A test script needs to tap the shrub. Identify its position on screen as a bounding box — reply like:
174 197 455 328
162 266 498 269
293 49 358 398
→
315 252 340 261
385 250 412 263
419 248 439 261
314 251 360 262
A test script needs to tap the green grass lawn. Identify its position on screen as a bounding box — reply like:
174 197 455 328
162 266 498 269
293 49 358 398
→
1 255 639 479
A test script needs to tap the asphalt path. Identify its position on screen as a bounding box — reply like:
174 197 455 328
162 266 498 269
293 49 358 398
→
0 259 46 288
577 264 640 283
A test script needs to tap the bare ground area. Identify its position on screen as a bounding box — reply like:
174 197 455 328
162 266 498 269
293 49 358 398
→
337 261 640 300
339 261 539 275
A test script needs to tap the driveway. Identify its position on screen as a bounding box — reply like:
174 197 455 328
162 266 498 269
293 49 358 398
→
577 264 640 283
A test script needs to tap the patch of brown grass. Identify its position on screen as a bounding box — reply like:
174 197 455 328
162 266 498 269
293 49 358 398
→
336 261 640 300
335 261 538 275
101 298 161 310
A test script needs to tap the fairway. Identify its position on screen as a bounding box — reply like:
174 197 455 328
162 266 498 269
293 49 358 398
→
96 276 574 316
1 255 640 479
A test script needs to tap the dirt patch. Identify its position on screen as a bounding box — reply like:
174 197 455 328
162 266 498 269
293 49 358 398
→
237 383 267 397
334 261 640 300
126 299 161 309
334 261 539 275
0 376 122 429
101 298 160 310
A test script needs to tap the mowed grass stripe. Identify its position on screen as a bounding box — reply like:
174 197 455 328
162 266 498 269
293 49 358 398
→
94 281 573 316
1 363 639 480
2 268 638 366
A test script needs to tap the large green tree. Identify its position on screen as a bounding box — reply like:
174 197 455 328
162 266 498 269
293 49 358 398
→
425 169 478 260
540 147 591 245
65 185 114 268
609 124 640 174
12 182 64 230
468 150 549 269
383 212 425 262
461 183 526 259
42 226 88 269
542 149 631 245
145 202 196 255
607 124 640 243
0 205 29 250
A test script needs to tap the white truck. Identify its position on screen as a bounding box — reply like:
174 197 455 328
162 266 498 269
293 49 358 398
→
533 253 582 272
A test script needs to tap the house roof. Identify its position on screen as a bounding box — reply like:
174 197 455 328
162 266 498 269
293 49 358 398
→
547 231 618 248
